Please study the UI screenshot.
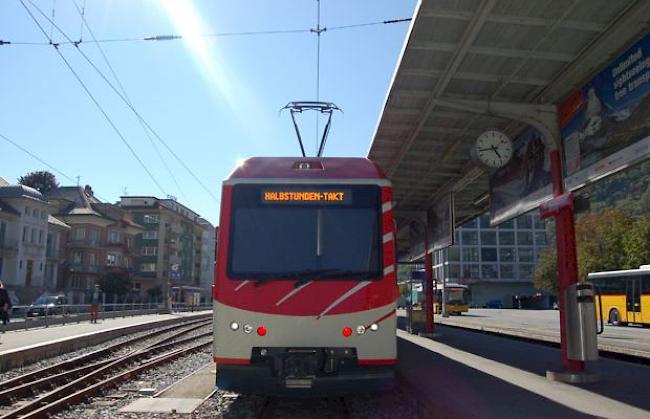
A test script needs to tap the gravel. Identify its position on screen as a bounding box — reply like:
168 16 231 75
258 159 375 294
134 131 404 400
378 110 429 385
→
0 320 211 381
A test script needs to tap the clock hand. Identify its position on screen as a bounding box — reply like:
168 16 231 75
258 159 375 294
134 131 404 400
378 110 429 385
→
491 145 502 159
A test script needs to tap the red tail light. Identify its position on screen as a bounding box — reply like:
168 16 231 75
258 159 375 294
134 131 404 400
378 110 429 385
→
257 326 267 336
342 327 352 337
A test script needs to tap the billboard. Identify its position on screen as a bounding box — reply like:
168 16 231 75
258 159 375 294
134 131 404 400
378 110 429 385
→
488 127 553 225
426 193 455 252
561 32 650 190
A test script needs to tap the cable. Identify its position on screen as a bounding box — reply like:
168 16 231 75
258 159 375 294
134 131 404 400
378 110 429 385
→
19 0 168 197
315 0 322 152
0 132 111 202
71 0 189 204
28 0 219 203
27 0 219 204
326 17 412 31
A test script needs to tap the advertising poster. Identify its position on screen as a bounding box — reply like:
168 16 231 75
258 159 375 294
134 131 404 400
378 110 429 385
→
488 127 553 225
561 33 650 190
426 193 455 252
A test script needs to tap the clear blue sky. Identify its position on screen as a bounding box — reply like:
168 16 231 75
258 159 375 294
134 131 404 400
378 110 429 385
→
0 0 416 225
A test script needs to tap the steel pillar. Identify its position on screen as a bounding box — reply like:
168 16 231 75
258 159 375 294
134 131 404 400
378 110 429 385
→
424 242 434 334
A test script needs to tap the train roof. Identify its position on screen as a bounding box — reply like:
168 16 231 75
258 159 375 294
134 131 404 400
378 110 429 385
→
226 157 388 181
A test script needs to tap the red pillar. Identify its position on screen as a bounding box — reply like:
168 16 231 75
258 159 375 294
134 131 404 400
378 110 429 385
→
549 150 584 371
424 229 434 334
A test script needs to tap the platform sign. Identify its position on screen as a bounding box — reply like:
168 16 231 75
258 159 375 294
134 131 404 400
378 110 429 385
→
426 193 455 252
561 32 650 191
489 127 553 225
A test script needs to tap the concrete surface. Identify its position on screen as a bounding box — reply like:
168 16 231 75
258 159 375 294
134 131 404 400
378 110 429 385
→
156 363 215 398
399 308 650 359
119 397 204 413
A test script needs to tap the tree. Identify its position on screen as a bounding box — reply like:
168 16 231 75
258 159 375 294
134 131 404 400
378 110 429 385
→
575 210 632 279
533 247 558 294
18 170 59 194
623 214 650 269
98 270 131 300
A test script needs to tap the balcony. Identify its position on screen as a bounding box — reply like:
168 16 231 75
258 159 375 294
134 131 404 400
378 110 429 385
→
68 263 102 273
0 239 19 255
67 239 103 248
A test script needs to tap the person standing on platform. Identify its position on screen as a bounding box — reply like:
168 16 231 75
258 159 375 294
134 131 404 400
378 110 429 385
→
89 284 102 324
0 281 11 332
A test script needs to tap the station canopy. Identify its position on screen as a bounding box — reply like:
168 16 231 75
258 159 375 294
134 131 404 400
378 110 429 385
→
368 0 650 257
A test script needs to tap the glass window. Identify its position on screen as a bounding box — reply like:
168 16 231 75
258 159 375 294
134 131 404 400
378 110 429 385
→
499 219 515 229
462 218 477 229
33 209 39 218
23 226 28 242
454 229 460 244
42 211 47 220
462 231 478 245
480 231 497 245
31 229 36 243
518 231 533 245
533 213 545 229
481 248 498 262
499 231 515 245
447 263 460 279
479 214 491 228
142 247 158 256
535 232 547 246
519 248 534 263
38 230 44 244
74 228 86 240
519 264 534 279
517 215 532 229
448 247 460 262
140 263 156 272
500 264 515 279
500 247 516 262
25 206 31 215
481 263 498 279
107 253 117 266
462 247 479 262
229 185 381 280
462 264 480 279
110 231 120 243
73 251 82 264
143 230 158 240
144 214 159 224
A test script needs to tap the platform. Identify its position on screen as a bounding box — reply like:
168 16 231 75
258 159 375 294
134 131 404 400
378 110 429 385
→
397 317 650 418
398 308 650 360
0 310 211 372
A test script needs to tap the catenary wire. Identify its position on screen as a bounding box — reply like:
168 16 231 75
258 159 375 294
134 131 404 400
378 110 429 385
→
19 0 168 198
71 0 189 204
0 132 111 202
28 0 220 204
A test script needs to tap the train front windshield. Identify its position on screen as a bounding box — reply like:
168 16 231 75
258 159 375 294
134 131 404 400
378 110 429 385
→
228 184 382 281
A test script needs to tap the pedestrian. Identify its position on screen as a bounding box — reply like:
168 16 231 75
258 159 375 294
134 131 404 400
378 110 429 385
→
89 284 102 324
0 281 11 331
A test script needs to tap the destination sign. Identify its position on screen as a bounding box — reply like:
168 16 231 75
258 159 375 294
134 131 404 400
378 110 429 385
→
261 189 351 205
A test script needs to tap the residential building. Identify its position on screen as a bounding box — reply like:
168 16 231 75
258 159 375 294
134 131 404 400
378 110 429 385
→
432 212 549 308
45 215 71 291
47 186 143 303
198 218 216 302
119 196 206 304
0 180 50 303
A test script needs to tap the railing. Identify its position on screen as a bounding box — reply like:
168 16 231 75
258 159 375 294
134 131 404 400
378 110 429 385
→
67 239 103 247
0 239 19 252
1 302 213 332
68 264 102 273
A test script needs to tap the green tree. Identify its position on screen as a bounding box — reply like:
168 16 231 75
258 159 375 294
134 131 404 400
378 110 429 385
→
98 271 131 299
623 214 650 269
576 210 632 279
533 247 558 294
18 170 59 194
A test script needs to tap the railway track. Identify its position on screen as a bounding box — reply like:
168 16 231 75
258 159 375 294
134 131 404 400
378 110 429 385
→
0 320 212 419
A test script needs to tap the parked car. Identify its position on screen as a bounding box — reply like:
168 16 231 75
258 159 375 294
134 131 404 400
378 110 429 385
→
26 295 69 317
484 299 503 309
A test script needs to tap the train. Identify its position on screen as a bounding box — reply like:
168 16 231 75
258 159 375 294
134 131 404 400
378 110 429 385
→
212 157 398 396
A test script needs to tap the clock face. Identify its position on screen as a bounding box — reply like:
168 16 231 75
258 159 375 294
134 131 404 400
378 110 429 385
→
475 131 513 168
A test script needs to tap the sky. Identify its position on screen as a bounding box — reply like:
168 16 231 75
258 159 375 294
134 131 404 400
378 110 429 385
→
0 0 417 225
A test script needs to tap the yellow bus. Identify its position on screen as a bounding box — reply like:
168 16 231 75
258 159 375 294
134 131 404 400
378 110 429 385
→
589 266 650 326
434 283 470 315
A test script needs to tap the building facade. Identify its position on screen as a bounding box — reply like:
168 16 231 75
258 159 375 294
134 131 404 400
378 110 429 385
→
47 186 143 303
0 182 50 303
433 212 549 308
119 196 205 304
198 218 216 302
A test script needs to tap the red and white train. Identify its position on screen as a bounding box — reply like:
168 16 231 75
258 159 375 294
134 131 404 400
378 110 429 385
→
212 157 398 396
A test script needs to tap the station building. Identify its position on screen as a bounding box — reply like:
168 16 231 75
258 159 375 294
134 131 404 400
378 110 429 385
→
432 211 549 308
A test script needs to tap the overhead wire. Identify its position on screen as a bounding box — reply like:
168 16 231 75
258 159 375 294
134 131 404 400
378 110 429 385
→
0 132 111 202
25 0 219 203
19 0 168 198
70 0 189 204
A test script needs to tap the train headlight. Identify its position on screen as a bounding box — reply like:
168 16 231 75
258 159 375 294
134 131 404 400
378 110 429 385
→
243 324 253 334
229 322 239 331
370 323 379 332
356 325 366 335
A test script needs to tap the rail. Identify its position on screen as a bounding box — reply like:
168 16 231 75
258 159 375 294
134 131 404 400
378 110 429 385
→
1 303 213 332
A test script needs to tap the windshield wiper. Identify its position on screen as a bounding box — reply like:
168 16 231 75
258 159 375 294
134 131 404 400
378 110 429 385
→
251 269 375 287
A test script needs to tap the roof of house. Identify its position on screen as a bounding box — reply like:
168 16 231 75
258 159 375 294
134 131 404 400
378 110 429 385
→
0 184 46 202
0 199 20 216
48 215 71 229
